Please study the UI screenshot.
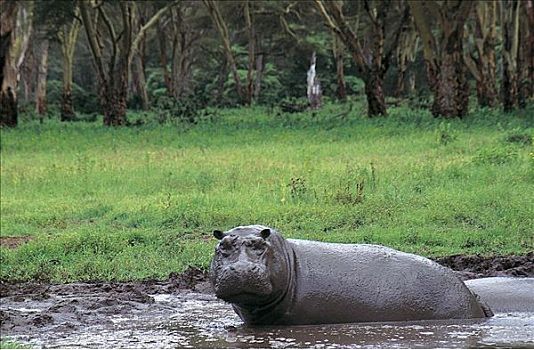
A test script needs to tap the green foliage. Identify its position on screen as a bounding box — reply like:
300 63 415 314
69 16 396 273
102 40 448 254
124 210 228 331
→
151 95 213 125
257 63 284 105
46 80 100 115
1 103 533 283
344 76 366 95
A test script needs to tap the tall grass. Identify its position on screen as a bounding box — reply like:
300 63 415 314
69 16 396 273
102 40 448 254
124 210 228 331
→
1 103 532 282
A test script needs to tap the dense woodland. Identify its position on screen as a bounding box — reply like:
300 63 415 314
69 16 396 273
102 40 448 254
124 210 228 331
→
0 0 533 127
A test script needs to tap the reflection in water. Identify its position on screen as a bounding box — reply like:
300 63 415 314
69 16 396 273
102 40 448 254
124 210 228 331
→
7 293 534 348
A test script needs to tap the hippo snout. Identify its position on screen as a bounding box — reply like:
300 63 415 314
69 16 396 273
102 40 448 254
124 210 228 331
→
214 262 273 301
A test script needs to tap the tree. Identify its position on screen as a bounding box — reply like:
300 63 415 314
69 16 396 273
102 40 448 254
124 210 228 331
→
129 3 152 110
157 2 203 100
518 0 534 107
80 0 175 126
0 0 34 127
34 36 49 117
332 33 346 101
394 16 418 98
202 0 245 104
32 0 82 121
57 7 81 121
500 0 520 112
244 0 255 105
315 0 409 117
464 1 498 108
409 0 473 118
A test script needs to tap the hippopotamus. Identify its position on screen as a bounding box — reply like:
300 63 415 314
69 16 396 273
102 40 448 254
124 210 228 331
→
210 225 533 326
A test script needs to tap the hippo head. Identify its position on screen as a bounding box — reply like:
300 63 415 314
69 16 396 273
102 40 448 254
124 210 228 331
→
210 225 291 307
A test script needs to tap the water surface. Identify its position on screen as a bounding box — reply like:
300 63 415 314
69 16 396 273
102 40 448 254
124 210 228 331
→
2 291 533 348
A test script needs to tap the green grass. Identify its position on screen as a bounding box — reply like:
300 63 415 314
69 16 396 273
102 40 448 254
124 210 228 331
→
1 103 533 283
0 340 30 349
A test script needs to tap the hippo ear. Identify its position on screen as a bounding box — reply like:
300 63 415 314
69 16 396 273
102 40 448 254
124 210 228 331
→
259 228 271 239
213 230 225 240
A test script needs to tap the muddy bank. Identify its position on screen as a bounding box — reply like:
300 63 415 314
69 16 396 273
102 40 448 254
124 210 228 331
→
1 254 533 348
1 253 532 299
0 266 212 341
434 252 534 280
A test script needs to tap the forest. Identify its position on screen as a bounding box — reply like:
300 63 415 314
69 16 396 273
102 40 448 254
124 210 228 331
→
1 0 533 282
0 0 533 125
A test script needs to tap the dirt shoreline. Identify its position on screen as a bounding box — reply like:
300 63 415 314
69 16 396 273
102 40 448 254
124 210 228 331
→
1 253 532 345
1 253 533 298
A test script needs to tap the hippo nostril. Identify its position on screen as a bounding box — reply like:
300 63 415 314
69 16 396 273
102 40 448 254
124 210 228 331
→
229 266 236 271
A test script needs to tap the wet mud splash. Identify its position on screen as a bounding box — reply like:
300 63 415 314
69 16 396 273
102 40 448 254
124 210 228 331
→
1 255 533 349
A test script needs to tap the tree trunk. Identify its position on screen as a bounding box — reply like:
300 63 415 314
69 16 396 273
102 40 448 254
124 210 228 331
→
102 62 128 126
477 2 498 108
1 1 33 127
157 20 172 94
130 52 149 109
0 89 17 127
203 0 245 103
254 53 263 102
81 1 175 126
314 0 407 117
332 34 346 101
395 65 406 98
463 1 498 108
216 57 228 103
395 19 418 98
307 51 322 109
60 42 75 121
432 25 469 118
527 0 534 102
406 70 416 95
410 0 472 118
476 57 498 108
518 1 532 108
19 32 35 105
501 0 520 112
364 72 387 116
168 7 197 99
244 0 254 105
129 6 149 110
1 2 19 127
364 12 387 117
58 11 80 122
35 38 49 118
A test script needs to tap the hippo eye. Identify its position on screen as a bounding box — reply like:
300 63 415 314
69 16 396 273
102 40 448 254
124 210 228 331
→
247 240 266 255
218 238 235 256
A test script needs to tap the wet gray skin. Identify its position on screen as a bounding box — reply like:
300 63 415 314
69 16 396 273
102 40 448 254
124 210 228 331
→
466 277 534 313
210 225 492 326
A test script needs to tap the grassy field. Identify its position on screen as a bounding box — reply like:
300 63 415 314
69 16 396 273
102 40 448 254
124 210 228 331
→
1 103 533 283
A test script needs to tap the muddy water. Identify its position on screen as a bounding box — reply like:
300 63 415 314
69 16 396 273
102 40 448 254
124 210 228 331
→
2 287 533 349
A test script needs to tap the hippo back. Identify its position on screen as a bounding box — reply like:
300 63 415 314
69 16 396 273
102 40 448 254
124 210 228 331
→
281 239 487 324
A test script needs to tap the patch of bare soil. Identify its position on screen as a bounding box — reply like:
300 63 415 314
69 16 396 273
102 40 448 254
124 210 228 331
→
434 252 534 280
0 236 33 249
0 266 212 338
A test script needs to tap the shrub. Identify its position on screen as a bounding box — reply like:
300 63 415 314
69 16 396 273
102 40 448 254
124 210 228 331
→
46 80 100 115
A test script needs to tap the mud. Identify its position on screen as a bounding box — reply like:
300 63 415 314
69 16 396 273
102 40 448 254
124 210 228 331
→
434 252 534 280
0 236 33 249
1 255 533 348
